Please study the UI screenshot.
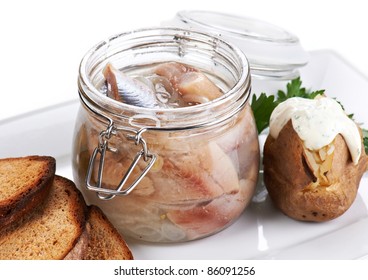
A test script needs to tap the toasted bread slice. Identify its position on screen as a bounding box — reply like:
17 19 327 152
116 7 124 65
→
64 227 89 260
83 205 133 260
0 155 55 227
0 176 87 260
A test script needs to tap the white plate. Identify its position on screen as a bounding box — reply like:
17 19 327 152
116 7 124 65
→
1 50 367 260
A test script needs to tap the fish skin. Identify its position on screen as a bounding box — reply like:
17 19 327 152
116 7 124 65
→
103 63 159 108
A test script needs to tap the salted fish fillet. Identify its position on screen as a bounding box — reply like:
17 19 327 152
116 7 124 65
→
166 178 253 240
103 63 158 108
94 141 240 204
154 62 222 104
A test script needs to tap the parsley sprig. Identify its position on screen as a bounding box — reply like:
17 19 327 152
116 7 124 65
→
363 129 368 153
251 77 324 134
250 77 368 154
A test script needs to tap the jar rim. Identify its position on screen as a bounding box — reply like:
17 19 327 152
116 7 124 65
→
78 27 251 129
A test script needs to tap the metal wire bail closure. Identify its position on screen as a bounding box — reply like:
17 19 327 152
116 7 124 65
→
85 122 157 200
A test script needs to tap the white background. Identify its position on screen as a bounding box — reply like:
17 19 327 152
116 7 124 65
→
0 0 367 120
1 1 368 270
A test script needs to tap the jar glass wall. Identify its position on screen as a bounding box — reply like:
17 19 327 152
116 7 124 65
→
73 28 259 242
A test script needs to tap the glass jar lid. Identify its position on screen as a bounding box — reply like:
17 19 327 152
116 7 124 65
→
163 10 309 79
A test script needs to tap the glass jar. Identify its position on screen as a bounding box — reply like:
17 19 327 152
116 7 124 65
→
72 27 259 242
163 10 310 94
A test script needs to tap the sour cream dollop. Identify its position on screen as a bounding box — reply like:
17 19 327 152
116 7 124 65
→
269 97 362 164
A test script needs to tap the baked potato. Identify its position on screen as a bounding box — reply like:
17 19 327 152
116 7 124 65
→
263 119 368 222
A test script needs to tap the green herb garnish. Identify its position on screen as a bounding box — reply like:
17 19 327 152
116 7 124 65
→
250 77 368 154
276 77 325 103
251 93 278 135
363 129 368 154
251 77 324 134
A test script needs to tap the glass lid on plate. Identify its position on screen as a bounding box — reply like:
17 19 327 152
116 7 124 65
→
163 10 309 79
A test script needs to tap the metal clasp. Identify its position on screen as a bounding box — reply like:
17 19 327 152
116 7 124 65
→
85 122 156 200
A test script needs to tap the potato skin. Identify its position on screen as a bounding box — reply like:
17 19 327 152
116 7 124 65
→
263 120 368 222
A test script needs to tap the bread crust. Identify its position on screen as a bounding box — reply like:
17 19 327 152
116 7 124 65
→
0 155 56 227
64 227 89 260
83 205 133 260
54 176 89 259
